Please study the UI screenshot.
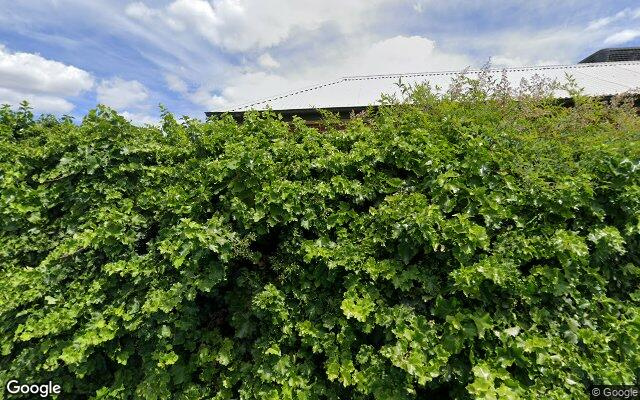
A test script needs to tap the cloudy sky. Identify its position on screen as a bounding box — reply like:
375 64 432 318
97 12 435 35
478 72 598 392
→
1 0 640 123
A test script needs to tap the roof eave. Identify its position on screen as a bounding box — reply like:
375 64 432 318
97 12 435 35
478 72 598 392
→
205 105 376 122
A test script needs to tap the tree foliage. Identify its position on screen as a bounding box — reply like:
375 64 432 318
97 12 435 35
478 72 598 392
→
1 81 639 399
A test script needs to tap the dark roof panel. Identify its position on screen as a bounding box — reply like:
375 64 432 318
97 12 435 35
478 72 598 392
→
580 47 640 63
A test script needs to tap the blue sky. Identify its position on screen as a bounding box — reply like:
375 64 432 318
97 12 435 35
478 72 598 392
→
0 0 639 123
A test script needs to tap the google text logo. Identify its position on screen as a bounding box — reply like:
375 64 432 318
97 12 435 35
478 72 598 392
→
5 380 61 398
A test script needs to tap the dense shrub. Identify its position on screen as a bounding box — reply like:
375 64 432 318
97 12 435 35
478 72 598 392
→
0 82 639 399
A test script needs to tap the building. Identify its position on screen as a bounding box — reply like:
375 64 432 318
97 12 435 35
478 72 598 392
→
206 48 640 122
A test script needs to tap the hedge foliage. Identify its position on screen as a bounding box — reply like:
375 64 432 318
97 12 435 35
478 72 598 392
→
1 79 639 399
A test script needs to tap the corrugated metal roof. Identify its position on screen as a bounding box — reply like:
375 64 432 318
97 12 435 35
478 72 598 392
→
217 61 640 113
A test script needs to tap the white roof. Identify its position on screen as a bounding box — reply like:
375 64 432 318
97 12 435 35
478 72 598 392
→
220 61 640 112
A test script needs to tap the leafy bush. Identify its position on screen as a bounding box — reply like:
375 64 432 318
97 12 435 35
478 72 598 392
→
1 82 639 399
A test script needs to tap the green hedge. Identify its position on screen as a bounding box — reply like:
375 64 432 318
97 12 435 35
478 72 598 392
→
1 83 639 399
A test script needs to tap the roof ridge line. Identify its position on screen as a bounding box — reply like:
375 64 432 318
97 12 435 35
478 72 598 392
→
338 61 640 80
224 77 347 112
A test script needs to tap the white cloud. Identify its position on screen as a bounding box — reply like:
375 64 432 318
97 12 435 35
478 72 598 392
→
257 53 279 69
166 73 224 110
0 87 75 113
188 87 226 109
587 9 629 31
343 36 469 75
125 0 394 52
124 2 159 20
587 7 640 31
604 29 640 45
0 44 93 113
472 27 599 68
165 74 189 93
120 111 159 126
0 44 93 96
96 78 158 124
96 77 149 110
